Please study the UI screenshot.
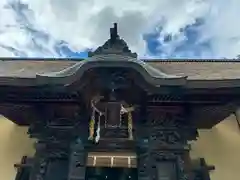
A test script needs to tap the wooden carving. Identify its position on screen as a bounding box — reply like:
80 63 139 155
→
151 152 188 180
149 130 184 146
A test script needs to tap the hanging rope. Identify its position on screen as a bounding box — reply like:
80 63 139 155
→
121 105 134 140
89 96 135 142
88 109 95 140
95 112 102 143
89 96 104 143
127 112 133 140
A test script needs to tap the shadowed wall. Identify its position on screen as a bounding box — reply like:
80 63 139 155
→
0 115 240 180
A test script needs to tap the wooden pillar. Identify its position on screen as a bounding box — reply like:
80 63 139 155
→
68 138 87 180
135 96 151 180
136 144 151 180
29 142 48 180
148 128 190 180
135 106 194 180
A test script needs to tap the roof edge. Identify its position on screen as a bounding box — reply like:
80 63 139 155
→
1 58 240 62
36 57 187 87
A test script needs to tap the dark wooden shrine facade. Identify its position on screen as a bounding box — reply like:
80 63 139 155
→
1 24 240 180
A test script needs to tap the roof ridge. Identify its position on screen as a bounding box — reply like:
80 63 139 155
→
1 58 240 62
144 59 240 62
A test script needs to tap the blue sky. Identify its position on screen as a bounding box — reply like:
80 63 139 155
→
0 0 240 59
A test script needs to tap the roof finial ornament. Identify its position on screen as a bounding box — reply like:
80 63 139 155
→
110 23 119 44
88 23 137 58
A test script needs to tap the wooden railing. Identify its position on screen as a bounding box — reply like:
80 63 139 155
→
87 152 136 168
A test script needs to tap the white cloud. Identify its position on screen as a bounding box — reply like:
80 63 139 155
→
0 0 239 58
200 0 240 58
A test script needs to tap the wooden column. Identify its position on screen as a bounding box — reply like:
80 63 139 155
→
145 126 191 180
29 142 48 180
135 105 194 180
68 138 87 180
137 148 151 180
135 97 152 180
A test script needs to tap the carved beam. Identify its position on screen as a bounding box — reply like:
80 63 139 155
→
87 139 135 152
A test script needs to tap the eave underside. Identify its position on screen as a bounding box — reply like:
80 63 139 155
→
0 104 236 129
0 92 238 129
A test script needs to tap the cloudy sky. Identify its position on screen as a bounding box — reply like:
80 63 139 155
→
0 0 239 59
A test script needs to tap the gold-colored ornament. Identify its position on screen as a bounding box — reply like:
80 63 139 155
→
88 111 95 140
128 111 133 140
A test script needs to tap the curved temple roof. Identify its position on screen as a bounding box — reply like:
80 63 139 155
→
36 23 186 87
36 54 187 87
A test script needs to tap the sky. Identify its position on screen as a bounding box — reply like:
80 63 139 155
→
0 0 240 59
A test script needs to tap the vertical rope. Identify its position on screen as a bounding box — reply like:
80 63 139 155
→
88 109 95 140
95 112 101 143
89 96 103 143
128 112 133 140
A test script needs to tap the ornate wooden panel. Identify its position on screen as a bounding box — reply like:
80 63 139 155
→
156 162 177 180
100 127 129 139
45 147 69 159
149 129 188 151
151 152 188 180
146 106 186 128
87 139 135 152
